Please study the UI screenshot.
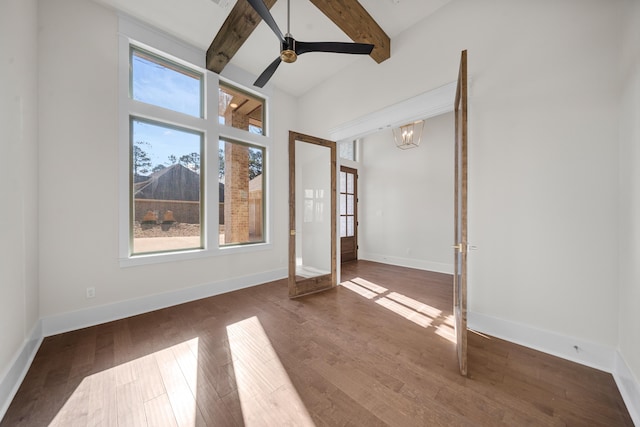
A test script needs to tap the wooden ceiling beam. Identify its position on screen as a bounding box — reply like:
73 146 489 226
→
308 0 390 64
206 0 278 74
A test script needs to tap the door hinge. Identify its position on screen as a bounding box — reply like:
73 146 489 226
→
452 243 478 253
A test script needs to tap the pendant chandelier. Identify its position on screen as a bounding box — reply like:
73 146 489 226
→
392 120 424 150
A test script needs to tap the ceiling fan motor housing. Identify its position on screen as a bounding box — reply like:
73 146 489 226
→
281 36 297 63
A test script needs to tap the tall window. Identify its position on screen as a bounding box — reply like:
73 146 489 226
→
217 81 267 247
219 139 265 246
121 36 270 263
128 47 205 255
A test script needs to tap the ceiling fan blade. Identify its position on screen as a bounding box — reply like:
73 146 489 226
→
254 56 282 87
295 41 374 56
246 0 285 43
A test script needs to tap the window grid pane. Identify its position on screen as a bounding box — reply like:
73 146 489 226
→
218 82 265 135
131 48 203 118
219 138 265 246
131 118 203 254
347 173 354 193
340 168 356 238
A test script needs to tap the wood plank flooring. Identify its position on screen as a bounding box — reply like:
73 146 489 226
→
1 260 633 426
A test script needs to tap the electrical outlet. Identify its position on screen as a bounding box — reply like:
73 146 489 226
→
86 287 95 299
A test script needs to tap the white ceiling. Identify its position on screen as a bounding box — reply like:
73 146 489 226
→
94 0 450 96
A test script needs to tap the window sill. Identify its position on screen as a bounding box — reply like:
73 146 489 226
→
119 242 273 268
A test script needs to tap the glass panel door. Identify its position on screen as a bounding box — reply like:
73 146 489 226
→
288 132 336 297
340 166 358 262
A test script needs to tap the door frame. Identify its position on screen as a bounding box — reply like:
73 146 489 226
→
288 131 337 298
339 165 358 263
453 49 469 376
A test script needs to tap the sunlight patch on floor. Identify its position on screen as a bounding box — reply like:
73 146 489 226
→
351 277 388 294
50 337 200 427
226 316 315 427
340 280 378 299
376 297 433 328
386 292 442 318
340 277 456 342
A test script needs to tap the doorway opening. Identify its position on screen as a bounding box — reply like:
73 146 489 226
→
340 166 358 263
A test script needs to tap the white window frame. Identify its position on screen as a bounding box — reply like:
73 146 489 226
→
118 15 272 267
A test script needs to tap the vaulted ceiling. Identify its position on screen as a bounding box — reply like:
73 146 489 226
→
94 0 451 96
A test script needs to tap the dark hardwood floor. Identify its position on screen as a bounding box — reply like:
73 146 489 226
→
1 260 633 426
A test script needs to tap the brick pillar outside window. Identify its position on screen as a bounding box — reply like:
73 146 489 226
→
223 109 250 243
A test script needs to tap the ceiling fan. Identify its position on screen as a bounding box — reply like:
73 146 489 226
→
247 0 375 87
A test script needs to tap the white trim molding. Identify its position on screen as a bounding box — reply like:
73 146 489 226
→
42 269 287 337
468 311 615 372
469 311 640 423
359 252 453 275
467 312 640 426
0 322 43 422
613 351 640 426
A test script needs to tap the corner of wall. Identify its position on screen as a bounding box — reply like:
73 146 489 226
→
613 351 640 426
469 312 640 424
0 321 43 422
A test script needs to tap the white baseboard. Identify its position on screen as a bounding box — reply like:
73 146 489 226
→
468 311 615 372
42 268 287 337
469 311 640 425
613 351 640 426
0 321 43 422
359 252 453 275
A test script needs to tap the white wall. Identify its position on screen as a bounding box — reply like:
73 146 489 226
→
359 113 454 273
618 0 640 413
298 0 623 349
37 0 294 322
0 0 40 414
